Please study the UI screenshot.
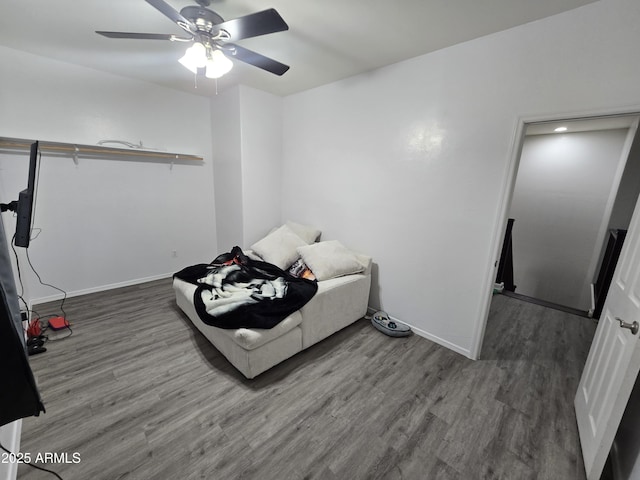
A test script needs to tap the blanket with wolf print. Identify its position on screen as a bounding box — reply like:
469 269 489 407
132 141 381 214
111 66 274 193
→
173 246 318 329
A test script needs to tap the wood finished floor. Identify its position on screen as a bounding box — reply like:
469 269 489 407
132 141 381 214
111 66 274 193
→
17 281 596 480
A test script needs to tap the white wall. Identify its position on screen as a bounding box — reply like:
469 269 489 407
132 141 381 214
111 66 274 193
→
609 133 640 231
281 0 640 357
509 129 629 310
211 85 283 252
0 46 217 304
211 87 243 252
239 86 283 246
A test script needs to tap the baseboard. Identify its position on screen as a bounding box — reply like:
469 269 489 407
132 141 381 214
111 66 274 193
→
0 420 22 480
366 307 472 358
500 291 590 318
30 272 174 307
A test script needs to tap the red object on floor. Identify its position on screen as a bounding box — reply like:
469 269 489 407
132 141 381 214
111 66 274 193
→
48 316 69 330
26 319 42 338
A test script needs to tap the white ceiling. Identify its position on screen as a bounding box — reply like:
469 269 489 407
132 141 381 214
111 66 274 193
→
0 0 599 97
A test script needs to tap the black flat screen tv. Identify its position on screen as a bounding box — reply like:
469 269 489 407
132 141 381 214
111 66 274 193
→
0 141 45 427
14 141 40 248
0 216 45 428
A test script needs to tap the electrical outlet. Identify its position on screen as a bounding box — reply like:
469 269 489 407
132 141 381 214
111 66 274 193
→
172 250 178 258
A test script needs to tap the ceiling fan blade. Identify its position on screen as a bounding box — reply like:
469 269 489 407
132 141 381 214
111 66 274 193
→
145 0 196 33
215 9 288 41
96 31 183 40
227 44 289 76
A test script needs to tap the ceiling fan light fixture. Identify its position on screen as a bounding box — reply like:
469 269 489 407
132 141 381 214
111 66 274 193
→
178 53 198 73
205 49 233 79
179 41 207 73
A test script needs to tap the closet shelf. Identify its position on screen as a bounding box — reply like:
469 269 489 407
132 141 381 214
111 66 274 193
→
0 137 203 162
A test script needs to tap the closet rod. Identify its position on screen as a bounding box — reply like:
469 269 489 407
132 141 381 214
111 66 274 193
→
0 137 203 162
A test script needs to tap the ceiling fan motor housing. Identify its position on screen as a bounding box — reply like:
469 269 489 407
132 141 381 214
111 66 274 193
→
180 6 224 32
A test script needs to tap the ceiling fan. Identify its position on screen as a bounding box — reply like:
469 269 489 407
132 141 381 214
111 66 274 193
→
96 0 289 79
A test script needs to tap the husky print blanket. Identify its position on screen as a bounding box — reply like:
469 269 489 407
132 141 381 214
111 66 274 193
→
173 246 318 329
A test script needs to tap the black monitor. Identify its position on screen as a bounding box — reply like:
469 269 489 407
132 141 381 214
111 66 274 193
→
14 141 40 248
0 141 45 427
0 216 45 427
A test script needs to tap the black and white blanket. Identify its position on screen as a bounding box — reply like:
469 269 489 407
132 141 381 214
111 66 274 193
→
173 246 318 329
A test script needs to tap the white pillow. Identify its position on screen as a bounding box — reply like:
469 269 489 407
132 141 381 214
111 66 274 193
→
286 221 321 244
250 224 307 270
296 240 364 281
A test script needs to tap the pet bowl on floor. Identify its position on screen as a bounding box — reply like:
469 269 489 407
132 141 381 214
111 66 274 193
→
371 311 412 337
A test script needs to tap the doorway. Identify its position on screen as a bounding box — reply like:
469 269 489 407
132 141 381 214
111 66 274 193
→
496 114 640 316
477 109 640 480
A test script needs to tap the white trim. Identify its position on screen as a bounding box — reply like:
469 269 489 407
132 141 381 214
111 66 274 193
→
584 119 639 300
409 323 473 358
469 115 527 360
30 272 174 306
366 307 472 358
470 104 640 361
0 420 22 480
512 106 640 127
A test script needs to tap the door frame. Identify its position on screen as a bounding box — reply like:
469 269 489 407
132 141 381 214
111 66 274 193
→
471 104 640 360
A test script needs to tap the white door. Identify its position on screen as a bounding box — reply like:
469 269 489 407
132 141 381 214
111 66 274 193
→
575 195 640 480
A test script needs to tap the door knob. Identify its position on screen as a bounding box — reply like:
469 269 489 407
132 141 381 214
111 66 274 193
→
616 317 639 335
